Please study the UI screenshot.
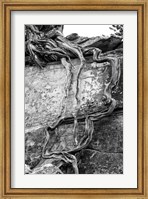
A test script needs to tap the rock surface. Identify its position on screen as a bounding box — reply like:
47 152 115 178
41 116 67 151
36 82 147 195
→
25 110 123 174
25 127 45 169
25 50 123 131
66 34 123 53
88 111 123 153
75 149 123 174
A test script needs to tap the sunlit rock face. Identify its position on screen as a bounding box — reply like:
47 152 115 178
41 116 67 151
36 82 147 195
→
25 50 123 131
25 60 109 129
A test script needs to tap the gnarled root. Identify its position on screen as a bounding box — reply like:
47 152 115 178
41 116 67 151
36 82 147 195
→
70 116 94 153
41 117 94 174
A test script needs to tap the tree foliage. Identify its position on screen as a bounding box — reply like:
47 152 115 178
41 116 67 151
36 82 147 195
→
110 25 123 39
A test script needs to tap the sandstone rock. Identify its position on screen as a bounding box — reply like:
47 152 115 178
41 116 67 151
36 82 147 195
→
25 121 86 170
66 34 123 53
25 127 45 169
88 111 123 153
75 149 123 174
86 36 122 53
31 159 63 174
66 33 80 41
25 110 123 173
25 51 122 131
25 59 113 130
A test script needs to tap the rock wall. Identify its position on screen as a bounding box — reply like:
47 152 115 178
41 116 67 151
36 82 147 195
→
25 49 122 131
25 49 123 174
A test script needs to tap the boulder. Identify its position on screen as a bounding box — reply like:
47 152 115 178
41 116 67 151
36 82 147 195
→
66 34 123 53
88 110 123 153
75 149 123 174
25 50 123 131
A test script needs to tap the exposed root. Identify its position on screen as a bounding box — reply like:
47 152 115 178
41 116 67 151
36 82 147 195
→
25 25 121 174
42 128 79 173
69 116 94 153
73 115 78 146
41 116 94 174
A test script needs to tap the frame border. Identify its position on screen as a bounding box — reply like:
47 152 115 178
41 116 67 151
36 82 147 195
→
0 0 147 198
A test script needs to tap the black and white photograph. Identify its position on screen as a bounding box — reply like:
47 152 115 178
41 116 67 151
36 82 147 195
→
25 24 123 174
